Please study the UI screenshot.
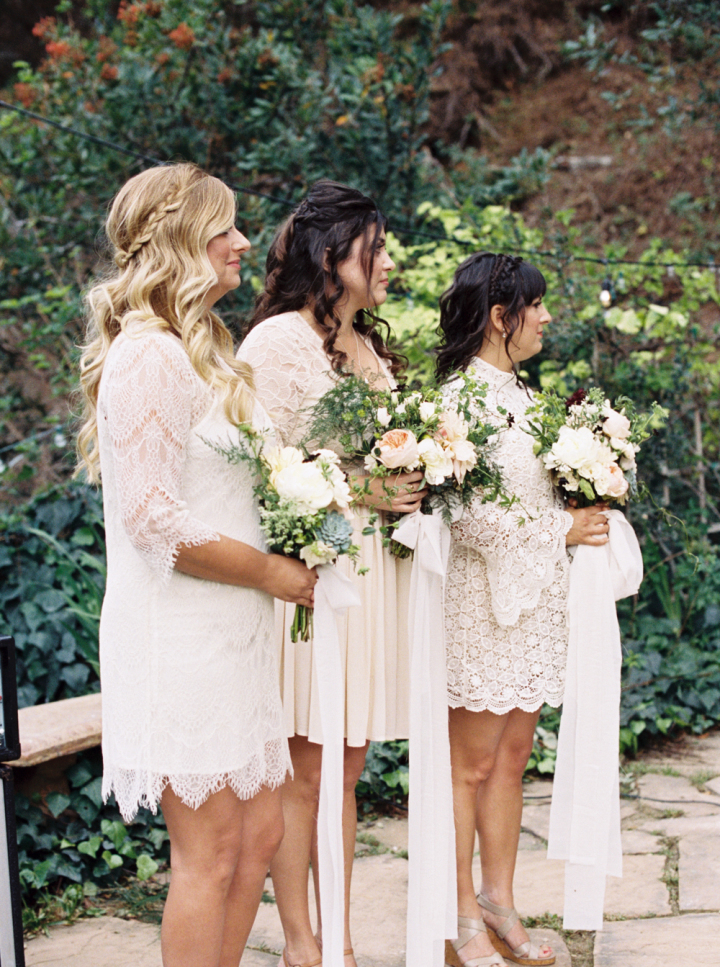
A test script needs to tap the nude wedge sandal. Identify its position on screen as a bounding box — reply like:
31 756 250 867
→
476 894 555 967
279 950 322 967
444 916 507 967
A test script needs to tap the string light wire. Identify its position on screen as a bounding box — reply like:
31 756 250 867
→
1 99 718 271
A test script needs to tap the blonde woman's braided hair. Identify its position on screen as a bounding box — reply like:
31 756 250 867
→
113 185 188 268
77 163 255 482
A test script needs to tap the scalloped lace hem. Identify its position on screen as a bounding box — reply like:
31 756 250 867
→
103 739 291 821
447 691 564 715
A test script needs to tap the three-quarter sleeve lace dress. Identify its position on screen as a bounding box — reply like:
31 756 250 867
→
239 311 411 746
97 327 290 821
444 356 574 714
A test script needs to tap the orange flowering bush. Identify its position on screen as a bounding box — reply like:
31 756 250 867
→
168 23 195 50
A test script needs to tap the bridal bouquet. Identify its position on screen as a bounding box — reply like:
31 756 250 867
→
524 387 667 506
211 427 360 640
303 373 505 553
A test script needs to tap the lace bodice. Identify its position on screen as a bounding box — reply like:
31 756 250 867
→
239 310 394 451
97 328 289 819
444 357 573 713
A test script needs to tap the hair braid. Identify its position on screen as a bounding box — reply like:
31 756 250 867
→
114 184 189 269
488 254 523 309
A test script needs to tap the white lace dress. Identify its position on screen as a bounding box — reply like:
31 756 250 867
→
239 311 411 746
444 357 573 714
97 327 290 821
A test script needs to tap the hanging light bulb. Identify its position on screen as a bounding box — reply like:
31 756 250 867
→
599 276 613 308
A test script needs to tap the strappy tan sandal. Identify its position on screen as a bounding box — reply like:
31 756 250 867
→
444 915 507 967
279 950 322 967
313 937 355 961
476 893 555 967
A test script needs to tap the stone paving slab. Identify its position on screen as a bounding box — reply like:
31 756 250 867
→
620 829 663 854
594 913 720 967
679 830 720 912
25 918 161 967
635 773 720 817
634 811 720 838
251 853 409 967
495 851 671 920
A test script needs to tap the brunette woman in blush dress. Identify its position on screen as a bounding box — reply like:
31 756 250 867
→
239 181 425 967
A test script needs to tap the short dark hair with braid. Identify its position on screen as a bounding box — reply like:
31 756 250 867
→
247 180 405 376
435 252 546 382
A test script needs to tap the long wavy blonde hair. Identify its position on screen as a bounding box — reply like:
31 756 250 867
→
77 163 254 482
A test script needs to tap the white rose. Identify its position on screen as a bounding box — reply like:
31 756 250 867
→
377 407 392 427
589 462 611 494
264 445 304 486
299 541 338 569
595 440 617 465
274 462 335 514
619 442 637 471
546 426 601 473
417 437 454 485
604 463 630 500
419 400 436 422
443 437 477 484
602 405 631 439
394 402 407 416
313 451 351 509
436 410 469 443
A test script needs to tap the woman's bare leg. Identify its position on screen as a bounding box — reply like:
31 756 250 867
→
312 742 370 967
218 786 284 966
270 736 323 966
476 707 551 958
449 707 509 963
160 783 283 967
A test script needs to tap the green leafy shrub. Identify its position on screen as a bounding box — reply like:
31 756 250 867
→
0 482 105 707
16 748 169 905
356 740 409 811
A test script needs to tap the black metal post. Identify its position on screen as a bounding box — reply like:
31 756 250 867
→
0 635 24 967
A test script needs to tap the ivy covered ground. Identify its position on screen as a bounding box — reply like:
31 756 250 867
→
1 0 719 918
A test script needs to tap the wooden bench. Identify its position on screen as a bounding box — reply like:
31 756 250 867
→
9 693 102 768
8 693 102 798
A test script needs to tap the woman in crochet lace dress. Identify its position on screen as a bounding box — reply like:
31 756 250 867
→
77 163 316 967
436 253 610 967
238 181 426 967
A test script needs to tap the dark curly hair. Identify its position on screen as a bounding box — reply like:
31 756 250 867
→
435 251 546 382
247 180 405 376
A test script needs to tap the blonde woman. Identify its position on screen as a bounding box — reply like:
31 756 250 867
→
77 163 316 967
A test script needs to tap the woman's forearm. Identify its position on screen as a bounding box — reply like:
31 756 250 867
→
175 534 316 606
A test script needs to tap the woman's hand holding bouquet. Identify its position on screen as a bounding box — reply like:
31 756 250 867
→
210 428 360 640
304 373 507 555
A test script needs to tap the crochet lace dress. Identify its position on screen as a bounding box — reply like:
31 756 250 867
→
444 357 573 714
239 311 411 746
97 327 290 821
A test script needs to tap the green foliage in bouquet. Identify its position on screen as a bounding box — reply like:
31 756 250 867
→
301 372 507 531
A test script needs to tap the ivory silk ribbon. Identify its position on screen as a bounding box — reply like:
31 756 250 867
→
547 510 643 930
312 564 362 967
394 511 458 967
